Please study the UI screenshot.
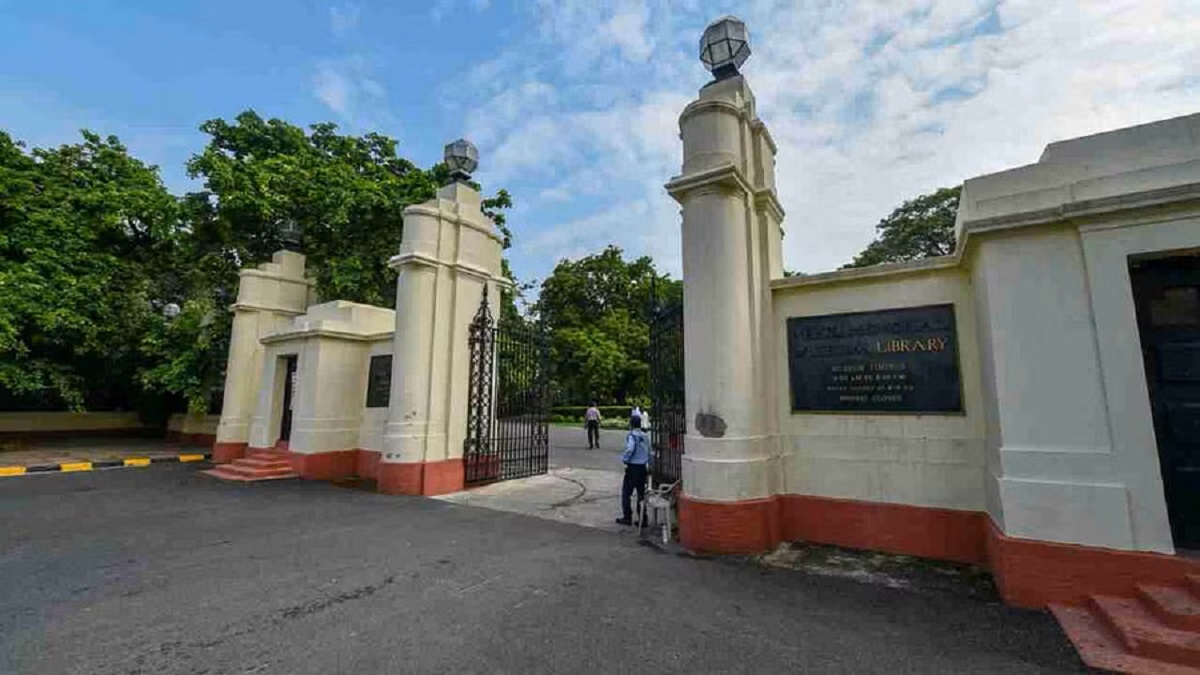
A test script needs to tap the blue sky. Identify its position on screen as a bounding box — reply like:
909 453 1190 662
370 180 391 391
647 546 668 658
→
2 1 1198 291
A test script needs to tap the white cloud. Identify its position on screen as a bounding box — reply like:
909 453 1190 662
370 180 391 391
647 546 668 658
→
431 0 492 24
313 61 353 117
329 4 360 37
311 58 393 130
463 0 1200 283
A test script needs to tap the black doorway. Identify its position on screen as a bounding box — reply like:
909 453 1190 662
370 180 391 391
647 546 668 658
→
279 355 299 444
1131 254 1200 549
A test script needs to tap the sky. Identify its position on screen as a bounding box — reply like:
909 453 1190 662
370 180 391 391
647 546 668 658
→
2 0 1198 290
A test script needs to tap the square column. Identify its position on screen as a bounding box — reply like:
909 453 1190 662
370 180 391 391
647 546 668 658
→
379 182 506 495
213 251 313 462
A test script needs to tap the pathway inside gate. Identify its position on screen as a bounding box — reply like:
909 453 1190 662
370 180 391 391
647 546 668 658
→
436 426 629 531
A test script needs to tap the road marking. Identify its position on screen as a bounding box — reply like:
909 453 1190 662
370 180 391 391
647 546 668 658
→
123 457 151 467
0 466 26 477
178 454 205 463
59 462 93 472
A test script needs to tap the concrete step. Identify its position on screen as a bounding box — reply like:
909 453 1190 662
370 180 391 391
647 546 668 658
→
1091 595 1200 667
1140 585 1200 632
203 465 298 482
1051 604 1200 675
247 450 290 461
235 456 293 470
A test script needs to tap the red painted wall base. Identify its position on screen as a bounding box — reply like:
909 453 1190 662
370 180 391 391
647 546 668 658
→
279 448 463 496
212 441 247 464
377 459 464 496
678 494 781 554
290 449 358 481
679 491 1200 609
780 494 988 565
985 521 1200 608
179 432 216 447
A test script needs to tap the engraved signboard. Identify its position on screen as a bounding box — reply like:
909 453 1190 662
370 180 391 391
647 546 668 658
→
365 355 392 408
787 304 963 413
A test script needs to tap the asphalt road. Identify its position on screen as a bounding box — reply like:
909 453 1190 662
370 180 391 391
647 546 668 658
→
549 426 628 471
0 465 1084 674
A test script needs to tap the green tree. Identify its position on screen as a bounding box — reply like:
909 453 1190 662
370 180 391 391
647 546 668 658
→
0 130 181 411
844 186 961 268
0 113 516 417
534 246 680 404
186 111 439 306
163 111 514 412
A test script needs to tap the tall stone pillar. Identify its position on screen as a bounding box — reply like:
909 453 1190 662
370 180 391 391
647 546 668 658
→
665 17 786 554
380 141 506 495
213 250 314 462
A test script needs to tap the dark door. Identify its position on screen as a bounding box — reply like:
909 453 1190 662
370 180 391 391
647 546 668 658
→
279 355 299 443
1132 255 1200 549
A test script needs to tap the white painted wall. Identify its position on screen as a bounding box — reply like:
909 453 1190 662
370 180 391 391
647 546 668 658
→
771 263 988 512
1078 214 1200 552
955 112 1200 553
247 301 394 453
357 341 394 452
970 225 1141 549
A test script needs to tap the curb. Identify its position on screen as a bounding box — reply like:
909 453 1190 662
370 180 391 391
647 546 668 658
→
0 453 211 478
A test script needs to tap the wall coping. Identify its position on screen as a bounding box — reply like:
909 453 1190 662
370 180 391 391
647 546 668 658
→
770 254 961 291
261 328 393 344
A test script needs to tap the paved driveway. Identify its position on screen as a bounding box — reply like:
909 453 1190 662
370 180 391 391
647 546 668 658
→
0 465 1084 674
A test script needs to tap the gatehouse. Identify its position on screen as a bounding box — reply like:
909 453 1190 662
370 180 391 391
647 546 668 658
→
209 15 1200 621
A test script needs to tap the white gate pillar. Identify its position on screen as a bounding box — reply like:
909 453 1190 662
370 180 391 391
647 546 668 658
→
665 17 786 553
380 141 507 495
213 250 313 462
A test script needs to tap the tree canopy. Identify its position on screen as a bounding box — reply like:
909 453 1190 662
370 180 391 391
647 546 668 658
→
533 246 681 405
0 131 181 413
844 186 961 268
0 113 512 416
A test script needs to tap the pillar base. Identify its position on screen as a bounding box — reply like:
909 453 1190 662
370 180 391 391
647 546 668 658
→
377 459 464 496
678 493 781 554
212 441 248 464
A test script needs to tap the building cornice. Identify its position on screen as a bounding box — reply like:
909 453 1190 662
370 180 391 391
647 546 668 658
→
228 302 308 316
665 162 754 204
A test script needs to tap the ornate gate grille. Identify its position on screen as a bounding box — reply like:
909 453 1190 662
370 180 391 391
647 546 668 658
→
463 289 550 485
649 300 685 485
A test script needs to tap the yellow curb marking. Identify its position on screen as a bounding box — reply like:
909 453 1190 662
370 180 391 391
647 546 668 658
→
0 466 26 477
123 457 152 467
178 454 205 463
60 462 93 472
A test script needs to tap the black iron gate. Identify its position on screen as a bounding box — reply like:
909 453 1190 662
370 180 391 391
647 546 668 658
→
649 299 685 485
463 288 550 485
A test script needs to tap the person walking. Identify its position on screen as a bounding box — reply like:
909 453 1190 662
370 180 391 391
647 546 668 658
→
585 403 602 449
616 415 650 526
